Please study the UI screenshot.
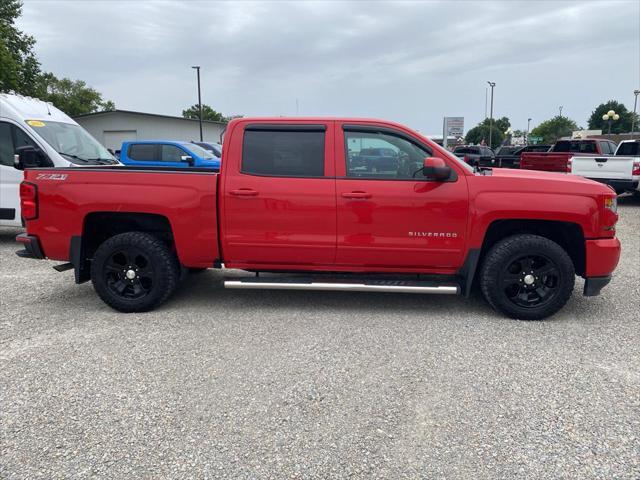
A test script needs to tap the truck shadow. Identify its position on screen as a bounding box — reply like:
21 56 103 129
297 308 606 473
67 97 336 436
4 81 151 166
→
167 270 496 320
0 227 23 245
618 193 640 206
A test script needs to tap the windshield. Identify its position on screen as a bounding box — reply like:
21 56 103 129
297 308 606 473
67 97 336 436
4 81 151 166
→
553 141 597 154
194 142 222 157
616 142 640 156
186 143 217 159
26 120 117 165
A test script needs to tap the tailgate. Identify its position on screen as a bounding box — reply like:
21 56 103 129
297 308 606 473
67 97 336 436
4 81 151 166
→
571 156 634 180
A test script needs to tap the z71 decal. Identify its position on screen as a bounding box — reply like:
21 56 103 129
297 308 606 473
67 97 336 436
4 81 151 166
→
35 173 68 181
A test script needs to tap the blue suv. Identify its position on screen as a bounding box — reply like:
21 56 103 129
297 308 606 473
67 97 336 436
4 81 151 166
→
119 141 221 169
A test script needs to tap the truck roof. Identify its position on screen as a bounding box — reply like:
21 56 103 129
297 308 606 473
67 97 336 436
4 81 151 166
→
0 93 76 125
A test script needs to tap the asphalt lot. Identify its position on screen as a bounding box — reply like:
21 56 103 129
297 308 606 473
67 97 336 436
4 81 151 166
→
1 196 639 479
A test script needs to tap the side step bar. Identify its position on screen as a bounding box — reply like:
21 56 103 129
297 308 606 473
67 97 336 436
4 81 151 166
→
224 278 459 295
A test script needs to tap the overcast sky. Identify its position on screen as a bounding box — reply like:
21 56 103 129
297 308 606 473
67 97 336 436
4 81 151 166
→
18 0 640 134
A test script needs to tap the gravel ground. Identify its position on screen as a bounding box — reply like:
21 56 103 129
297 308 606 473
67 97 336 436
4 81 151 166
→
1 196 639 479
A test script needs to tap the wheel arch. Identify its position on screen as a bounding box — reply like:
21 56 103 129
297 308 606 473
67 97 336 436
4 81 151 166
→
71 212 175 283
459 219 586 296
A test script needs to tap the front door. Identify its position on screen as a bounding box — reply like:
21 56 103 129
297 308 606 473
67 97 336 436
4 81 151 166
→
335 124 469 271
0 122 37 226
222 123 337 268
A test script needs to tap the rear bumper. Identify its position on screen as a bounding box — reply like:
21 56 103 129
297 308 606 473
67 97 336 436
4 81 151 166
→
15 233 44 259
587 178 638 193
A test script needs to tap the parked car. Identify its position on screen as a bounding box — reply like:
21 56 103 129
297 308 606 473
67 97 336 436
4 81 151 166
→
0 93 117 227
350 147 399 173
192 141 222 158
520 138 617 172
494 144 552 169
452 145 495 167
570 139 640 195
16 117 620 320
119 141 221 169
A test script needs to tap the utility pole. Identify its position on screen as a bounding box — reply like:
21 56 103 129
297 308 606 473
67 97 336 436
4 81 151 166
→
191 66 203 141
484 87 488 119
527 118 532 144
487 81 495 148
559 106 563 118
632 90 640 139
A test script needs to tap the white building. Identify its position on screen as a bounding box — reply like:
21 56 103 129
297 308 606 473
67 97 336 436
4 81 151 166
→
74 110 227 152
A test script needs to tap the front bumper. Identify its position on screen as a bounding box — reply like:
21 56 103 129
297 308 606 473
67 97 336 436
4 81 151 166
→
15 233 44 259
587 178 639 194
582 237 620 296
584 276 611 296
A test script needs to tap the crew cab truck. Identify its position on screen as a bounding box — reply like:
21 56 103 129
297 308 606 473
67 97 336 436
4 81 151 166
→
570 139 640 195
16 118 621 320
520 138 617 173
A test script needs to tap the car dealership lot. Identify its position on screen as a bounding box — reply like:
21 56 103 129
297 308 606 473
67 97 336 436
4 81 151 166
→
1 197 638 479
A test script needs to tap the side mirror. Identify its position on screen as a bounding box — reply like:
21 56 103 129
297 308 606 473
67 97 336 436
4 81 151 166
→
14 145 50 170
180 155 195 166
422 157 451 181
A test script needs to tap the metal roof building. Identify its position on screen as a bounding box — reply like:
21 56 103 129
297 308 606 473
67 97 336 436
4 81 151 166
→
74 110 227 152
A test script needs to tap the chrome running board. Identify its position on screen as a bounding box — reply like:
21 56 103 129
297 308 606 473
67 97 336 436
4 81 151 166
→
224 278 459 295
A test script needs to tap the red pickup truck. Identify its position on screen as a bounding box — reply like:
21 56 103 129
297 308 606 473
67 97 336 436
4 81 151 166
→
15 118 621 320
520 138 618 172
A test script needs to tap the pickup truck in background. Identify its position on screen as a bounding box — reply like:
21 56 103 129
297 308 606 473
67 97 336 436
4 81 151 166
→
451 145 495 167
570 139 640 195
520 138 618 172
119 141 221 169
494 144 552 169
15 117 621 320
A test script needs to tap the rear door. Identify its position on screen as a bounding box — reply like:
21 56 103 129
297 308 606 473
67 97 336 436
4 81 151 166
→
335 123 468 271
222 122 337 267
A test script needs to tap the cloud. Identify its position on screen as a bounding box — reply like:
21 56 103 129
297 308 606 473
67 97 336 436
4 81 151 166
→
19 0 640 132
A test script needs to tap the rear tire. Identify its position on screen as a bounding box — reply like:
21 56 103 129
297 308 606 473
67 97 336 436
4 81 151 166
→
480 234 575 320
91 232 180 312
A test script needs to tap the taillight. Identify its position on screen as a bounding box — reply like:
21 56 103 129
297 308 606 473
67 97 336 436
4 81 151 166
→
20 181 38 220
463 155 470 164
566 157 573 173
633 160 640 176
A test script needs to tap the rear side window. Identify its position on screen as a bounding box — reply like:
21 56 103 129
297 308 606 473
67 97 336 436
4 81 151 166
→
599 141 611 154
128 144 157 161
242 129 325 177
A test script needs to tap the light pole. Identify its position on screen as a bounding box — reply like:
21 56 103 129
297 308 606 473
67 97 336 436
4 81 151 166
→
526 118 532 144
559 106 563 117
602 109 620 135
487 81 495 148
191 65 203 141
632 90 640 139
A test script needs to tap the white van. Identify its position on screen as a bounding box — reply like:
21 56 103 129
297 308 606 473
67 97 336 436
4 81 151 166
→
0 93 118 227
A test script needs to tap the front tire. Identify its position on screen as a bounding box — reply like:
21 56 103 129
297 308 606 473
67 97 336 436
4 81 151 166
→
91 232 180 312
480 234 575 320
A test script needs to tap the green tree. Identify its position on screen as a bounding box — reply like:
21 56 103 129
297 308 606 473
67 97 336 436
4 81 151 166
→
0 0 41 96
588 100 637 134
38 73 115 116
530 116 578 144
464 117 511 149
183 104 226 122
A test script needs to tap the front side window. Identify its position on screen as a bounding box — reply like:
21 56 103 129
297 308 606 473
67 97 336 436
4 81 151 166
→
345 130 431 179
242 129 325 177
0 123 37 167
599 141 611 154
26 120 115 165
161 145 187 162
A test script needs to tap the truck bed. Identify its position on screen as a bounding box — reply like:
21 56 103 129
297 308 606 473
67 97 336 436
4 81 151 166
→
21 166 220 268
571 155 639 193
